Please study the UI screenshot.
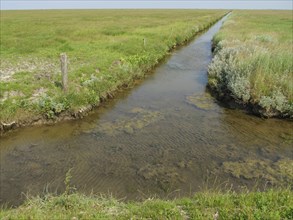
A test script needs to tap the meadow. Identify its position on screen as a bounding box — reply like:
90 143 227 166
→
208 10 293 118
0 10 226 127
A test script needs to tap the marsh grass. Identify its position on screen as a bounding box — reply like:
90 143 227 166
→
208 11 293 118
0 10 226 123
0 188 292 219
1 170 292 219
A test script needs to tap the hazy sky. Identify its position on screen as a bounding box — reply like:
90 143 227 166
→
1 0 292 10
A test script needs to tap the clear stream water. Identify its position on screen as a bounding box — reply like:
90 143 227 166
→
1 16 292 206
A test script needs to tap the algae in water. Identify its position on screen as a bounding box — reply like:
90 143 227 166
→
222 158 293 185
96 108 163 135
186 93 217 111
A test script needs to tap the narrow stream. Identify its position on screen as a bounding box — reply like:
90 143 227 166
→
1 16 292 206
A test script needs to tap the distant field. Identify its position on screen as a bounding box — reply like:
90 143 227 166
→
208 10 293 118
0 10 226 124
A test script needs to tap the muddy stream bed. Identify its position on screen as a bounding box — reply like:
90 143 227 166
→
1 16 292 206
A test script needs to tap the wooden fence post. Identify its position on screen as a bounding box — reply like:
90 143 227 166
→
60 53 68 92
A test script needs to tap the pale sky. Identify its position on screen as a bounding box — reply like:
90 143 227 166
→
1 0 292 10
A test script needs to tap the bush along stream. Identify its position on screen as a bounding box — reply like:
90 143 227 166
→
0 10 227 134
208 10 293 118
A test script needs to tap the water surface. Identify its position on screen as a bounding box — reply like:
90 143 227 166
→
1 16 292 206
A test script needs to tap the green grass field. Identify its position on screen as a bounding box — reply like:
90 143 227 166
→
0 10 226 125
1 189 292 219
208 10 293 118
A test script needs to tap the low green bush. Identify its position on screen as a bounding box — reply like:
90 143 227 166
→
208 11 293 118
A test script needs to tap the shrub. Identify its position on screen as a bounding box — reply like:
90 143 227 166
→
208 39 292 117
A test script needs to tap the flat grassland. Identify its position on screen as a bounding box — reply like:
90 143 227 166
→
1 189 292 219
208 10 293 118
0 10 225 126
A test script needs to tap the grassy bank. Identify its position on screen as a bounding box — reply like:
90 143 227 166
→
0 10 226 131
1 189 292 219
208 10 293 118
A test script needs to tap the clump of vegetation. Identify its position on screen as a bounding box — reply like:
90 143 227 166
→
186 92 218 111
95 107 163 135
1 188 292 219
0 10 226 129
208 11 293 118
222 158 293 185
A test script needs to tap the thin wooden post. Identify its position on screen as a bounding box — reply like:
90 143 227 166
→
60 53 68 92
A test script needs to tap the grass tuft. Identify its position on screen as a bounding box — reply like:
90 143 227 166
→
0 188 292 219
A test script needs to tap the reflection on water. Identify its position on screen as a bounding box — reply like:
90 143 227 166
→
1 16 292 206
